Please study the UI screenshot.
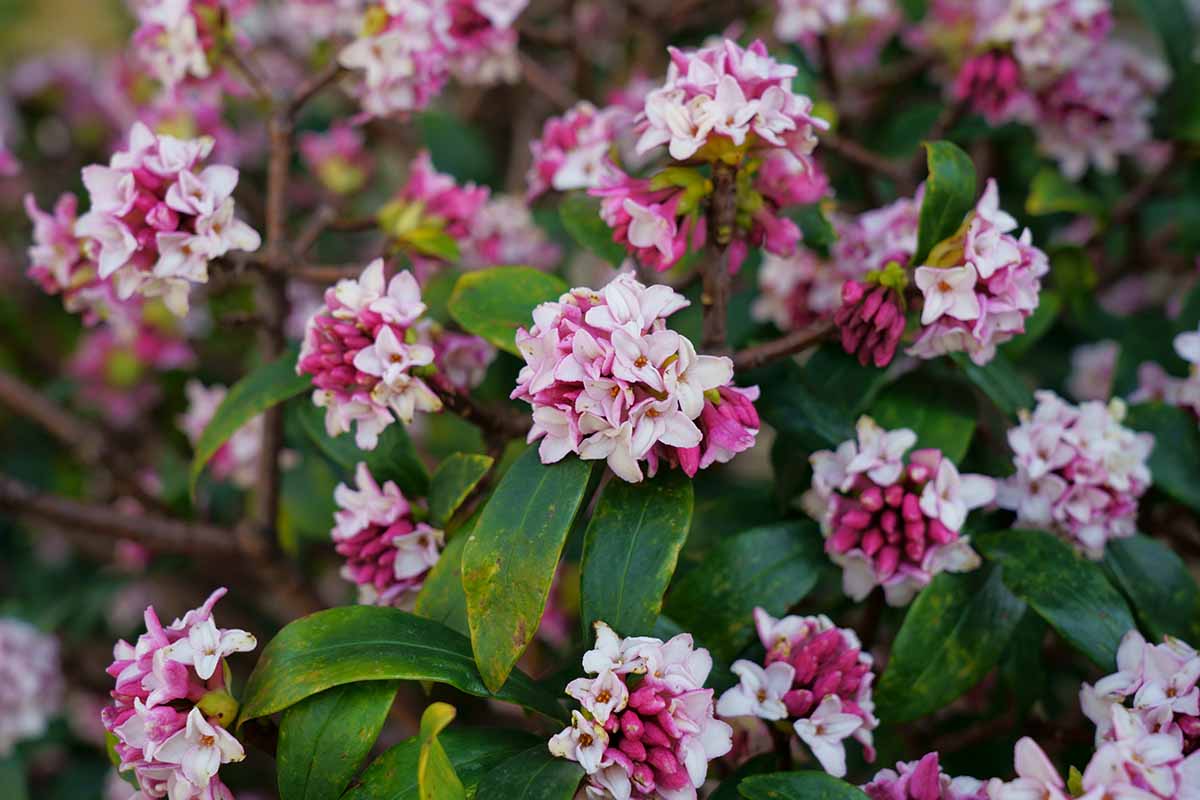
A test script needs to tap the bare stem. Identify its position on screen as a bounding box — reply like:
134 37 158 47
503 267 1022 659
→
732 322 836 372
819 131 911 188
288 61 345 116
702 162 738 354
519 52 579 110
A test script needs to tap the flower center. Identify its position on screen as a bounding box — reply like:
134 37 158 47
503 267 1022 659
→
634 355 648 368
200 734 215 747
579 733 593 747
596 690 611 703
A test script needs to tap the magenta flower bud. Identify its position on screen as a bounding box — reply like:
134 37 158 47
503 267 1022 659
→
640 720 671 749
927 518 955 545
841 507 873 530
830 526 861 554
783 688 815 718
812 669 843 700
646 746 679 776
618 736 647 761
861 530 884 556
909 752 943 800
901 493 923 522
859 486 884 511
836 282 906 368
880 509 899 537
631 763 656 791
884 484 905 507
146 202 179 231
620 709 643 739
877 546 901 579
630 685 667 714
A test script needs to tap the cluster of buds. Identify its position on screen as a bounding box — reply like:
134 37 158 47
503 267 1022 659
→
70 322 195 428
996 391 1154 560
806 417 995 606
511 271 759 484
0 619 63 757
526 101 630 200
102 588 256 800
862 752 987 800
129 0 243 91
331 463 444 608
178 380 262 490
1133 325 1200 421
586 38 827 273
548 621 732 799
338 0 527 119
1081 630 1200 757
74 122 260 316
717 609 878 777
908 179 1049 366
297 259 442 450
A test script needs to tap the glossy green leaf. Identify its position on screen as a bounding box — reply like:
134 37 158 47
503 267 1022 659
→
418 111 497 187
448 267 568 356
791 204 837 257
951 352 1033 416
1125 403 1200 512
869 374 975 462
277 681 398 800
977 530 1136 668
1105 534 1200 641
418 703 465 800
236 606 565 727
665 521 825 661
876 568 1026 721
913 141 977 266
462 447 594 691
428 454 493 527
559 193 627 266
739 771 872 800
414 533 470 636
294 400 430 496
1026 168 1103 217
474 745 584 799
344 729 537 800
190 348 309 494
580 470 694 635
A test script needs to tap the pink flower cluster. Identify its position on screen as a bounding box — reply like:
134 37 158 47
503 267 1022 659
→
807 417 995 606
1082 630 1200 758
25 192 119 325
996 391 1154 560
338 0 527 119
0 618 63 756
178 380 262 489
753 246 858 333
102 588 256 800
297 259 442 450
1133 325 1200 421
331 463 444 608
773 0 901 77
527 101 629 200
129 0 241 91
75 121 261 317
511 272 759 484
909 179 1049 366
549 621 732 799
717 608 878 777
459 195 563 272
863 752 987 800
70 324 195 428
298 124 373 196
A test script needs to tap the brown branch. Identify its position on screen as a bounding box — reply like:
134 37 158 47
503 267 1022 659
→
225 47 273 106
819 131 911 188
702 162 738 353
288 60 345 116
327 215 379 233
429 378 530 456
519 52 579 111
732 321 836 372
294 204 338 256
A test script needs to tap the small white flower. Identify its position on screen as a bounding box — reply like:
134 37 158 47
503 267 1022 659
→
154 707 244 789
792 695 863 778
716 659 795 720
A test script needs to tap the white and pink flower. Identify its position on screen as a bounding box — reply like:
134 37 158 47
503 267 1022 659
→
0 619 63 756
178 380 262 489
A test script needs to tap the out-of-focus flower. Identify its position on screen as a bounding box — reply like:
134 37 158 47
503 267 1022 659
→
527 101 629 200
70 323 195 427
806 417 994 606
774 0 902 77
297 259 442 449
550 621 732 798
1068 340 1118 402
102 587 255 800
753 246 856 333
511 271 757 483
986 737 1072 800
863 752 988 800
460 195 562 271
996 391 1153 559
178 380 262 489
129 0 248 91
0 619 63 756
331 463 444 608
718 609 878 777
1132 324 1200 422
299 124 373 195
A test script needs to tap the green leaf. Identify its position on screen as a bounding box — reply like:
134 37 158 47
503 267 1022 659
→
1105 534 1200 642
294 399 430 496
1125 403 1200 513
462 447 594 691
428 454 493 528
1026 168 1103 217
876 568 1026 721
418 703 465 800
580 470 694 635
739 771 872 800
791 204 837 257
711 754 777 800
448 267 568 356
559 193 627 266
869 374 976 462
418 112 497 187
664 521 825 661
190 348 310 494
977 530 1137 668
474 745 584 799
406 228 461 262
344 729 537 800
0 756 29 800
414 533 470 636
277 681 398 800
913 141 977 266
951 352 1033 416
236 606 566 727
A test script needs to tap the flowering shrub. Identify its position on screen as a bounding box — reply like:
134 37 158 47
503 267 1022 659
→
3 1 1200 799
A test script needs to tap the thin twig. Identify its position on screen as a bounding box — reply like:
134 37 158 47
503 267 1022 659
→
294 204 339 256
702 162 739 353
519 52 579 110
429 377 530 456
819 131 911 188
225 47 273 105
288 60 345 116
732 321 836 372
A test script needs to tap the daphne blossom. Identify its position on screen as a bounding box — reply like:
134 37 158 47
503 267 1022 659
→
806 417 994 606
1132 324 1200 422
129 0 244 90
996 391 1153 559
718 609 878 777
863 751 987 800
527 102 629 200
549 621 733 799
511 271 759 483
0 619 63 756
